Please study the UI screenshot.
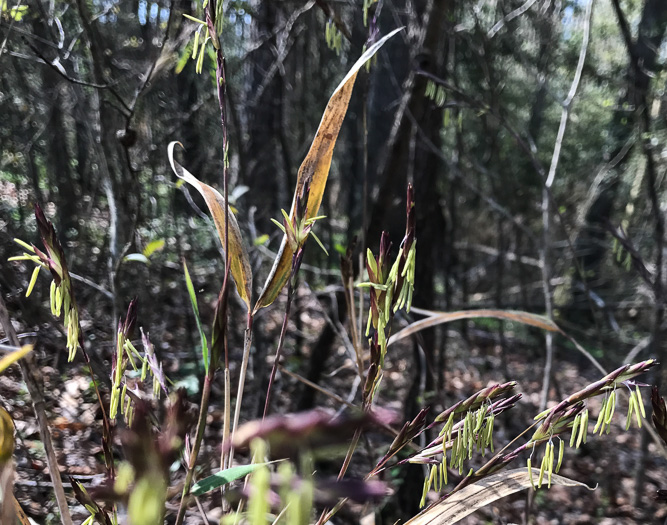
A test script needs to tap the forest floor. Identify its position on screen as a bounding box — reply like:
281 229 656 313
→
1 284 665 525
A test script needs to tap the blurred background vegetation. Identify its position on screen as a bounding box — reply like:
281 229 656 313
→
1 0 666 522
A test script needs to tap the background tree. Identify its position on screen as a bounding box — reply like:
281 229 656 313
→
1 0 666 522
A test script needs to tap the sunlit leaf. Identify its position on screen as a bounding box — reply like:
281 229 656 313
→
405 468 593 524
253 234 270 246
168 142 253 310
9 4 28 21
253 27 403 313
123 253 150 265
143 239 166 258
190 462 273 496
0 344 33 374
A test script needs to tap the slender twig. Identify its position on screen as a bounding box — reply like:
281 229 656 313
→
227 312 254 469
539 0 594 412
0 293 73 525
22 39 113 90
175 1 233 521
263 250 303 418
68 271 113 299
487 0 540 39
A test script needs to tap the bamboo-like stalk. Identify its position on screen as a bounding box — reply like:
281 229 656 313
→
263 251 303 419
174 370 214 525
176 1 233 522
227 311 254 469
0 294 73 525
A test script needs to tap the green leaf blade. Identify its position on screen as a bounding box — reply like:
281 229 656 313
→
190 463 272 496
183 260 209 374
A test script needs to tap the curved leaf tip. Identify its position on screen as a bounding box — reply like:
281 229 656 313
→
168 142 253 310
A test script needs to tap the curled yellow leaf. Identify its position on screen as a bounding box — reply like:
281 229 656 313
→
168 142 253 310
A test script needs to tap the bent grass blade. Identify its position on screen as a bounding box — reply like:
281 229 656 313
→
168 142 253 310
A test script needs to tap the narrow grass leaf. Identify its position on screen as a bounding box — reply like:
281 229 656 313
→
253 27 403 313
183 260 209 374
191 463 273 496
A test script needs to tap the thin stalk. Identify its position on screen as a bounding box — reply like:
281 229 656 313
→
0 294 73 525
539 0 594 412
227 311 254 469
220 366 231 503
176 2 231 522
263 251 303 419
338 429 361 480
174 370 214 525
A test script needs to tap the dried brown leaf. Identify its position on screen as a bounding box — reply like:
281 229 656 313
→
254 28 403 312
168 142 253 309
406 468 593 525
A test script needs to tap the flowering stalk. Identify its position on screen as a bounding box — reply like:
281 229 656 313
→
11 205 81 361
442 359 657 499
175 0 235 521
11 205 115 475
318 185 416 524
110 300 138 421
359 184 416 403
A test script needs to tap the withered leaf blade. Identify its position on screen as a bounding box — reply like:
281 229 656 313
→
406 468 594 525
254 27 403 313
388 308 560 347
389 307 606 374
168 142 253 310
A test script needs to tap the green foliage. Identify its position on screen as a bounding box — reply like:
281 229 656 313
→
191 462 274 496
183 260 210 373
